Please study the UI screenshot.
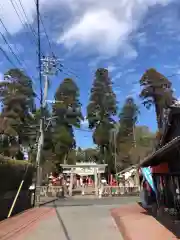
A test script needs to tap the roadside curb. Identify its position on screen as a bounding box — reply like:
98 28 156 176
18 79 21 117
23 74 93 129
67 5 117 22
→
111 203 177 240
38 197 58 207
0 207 54 240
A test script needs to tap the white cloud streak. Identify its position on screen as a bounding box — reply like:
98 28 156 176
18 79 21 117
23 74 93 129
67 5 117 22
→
58 0 175 57
0 0 175 58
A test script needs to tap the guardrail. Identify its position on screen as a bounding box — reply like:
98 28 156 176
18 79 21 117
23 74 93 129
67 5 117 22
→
153 173 180 218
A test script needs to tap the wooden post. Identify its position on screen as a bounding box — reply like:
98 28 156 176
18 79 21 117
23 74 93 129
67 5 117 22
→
136 169 140 191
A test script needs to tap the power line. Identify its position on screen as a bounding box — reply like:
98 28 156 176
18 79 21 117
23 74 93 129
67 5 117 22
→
17 0 37 39
0 31 23 67
0 14 40 92
17 0 55 57
0 46 16 68
32 0 54 55
57 66 79 80
114 71 180 88
39 16 54 55
36 0 43 105
9 0 37 49
0 16 25 66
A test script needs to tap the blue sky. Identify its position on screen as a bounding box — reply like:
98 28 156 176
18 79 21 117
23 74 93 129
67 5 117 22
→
0 0 180 148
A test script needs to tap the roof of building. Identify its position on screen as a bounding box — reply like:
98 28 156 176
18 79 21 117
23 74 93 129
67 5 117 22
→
139 136 180 167
140 101 180 167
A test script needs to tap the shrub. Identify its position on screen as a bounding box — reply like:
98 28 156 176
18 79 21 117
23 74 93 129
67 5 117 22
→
0 156 35 194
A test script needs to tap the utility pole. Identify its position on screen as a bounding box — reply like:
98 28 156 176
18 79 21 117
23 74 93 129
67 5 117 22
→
133 124 136 148
34 56 59 204
110 124 119 176
114 131 117 174
113 124 119 175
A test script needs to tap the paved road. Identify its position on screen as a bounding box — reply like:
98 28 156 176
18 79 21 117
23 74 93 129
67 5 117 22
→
22 197 139 240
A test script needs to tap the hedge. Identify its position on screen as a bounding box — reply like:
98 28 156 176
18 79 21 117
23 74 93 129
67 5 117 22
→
0 156 35 194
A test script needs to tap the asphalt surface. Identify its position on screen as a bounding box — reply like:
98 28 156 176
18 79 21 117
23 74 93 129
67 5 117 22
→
46 196 140 207
24 196 140 240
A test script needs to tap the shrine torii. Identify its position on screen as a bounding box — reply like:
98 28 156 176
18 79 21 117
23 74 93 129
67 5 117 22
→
60 163 107 196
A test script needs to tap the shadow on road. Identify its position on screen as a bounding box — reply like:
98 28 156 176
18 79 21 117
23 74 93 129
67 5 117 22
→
52 201 72 240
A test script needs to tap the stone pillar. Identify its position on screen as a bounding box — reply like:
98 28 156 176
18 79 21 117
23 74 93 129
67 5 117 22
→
69 168 74 196
94 168 98 196
98 172 101 187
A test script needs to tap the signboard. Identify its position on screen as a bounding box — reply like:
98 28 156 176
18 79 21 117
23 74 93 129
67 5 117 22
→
63 167 105 176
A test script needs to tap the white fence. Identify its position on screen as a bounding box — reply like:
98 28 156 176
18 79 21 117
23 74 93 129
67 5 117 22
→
39 185 140 198
40 186 63 197
100 185 139 197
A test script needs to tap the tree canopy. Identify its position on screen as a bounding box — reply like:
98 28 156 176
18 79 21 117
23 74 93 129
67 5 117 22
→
139 68 175 132
0 65 175 174
87 68 117 172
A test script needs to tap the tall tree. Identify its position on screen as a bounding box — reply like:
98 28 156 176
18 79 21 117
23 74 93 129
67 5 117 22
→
139 68 175 132
0 69 35 158
116 97 139 168
116 126 155 170
87 68 117 171
52 78 83 165
28 107 54 164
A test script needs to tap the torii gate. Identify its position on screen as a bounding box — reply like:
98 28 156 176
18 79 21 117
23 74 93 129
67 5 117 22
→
60 163 107 196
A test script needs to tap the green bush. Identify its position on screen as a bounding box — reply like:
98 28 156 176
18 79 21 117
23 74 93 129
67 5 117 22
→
0 156 35 194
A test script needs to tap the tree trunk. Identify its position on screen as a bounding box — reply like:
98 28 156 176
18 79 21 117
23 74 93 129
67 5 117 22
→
154 101 162 132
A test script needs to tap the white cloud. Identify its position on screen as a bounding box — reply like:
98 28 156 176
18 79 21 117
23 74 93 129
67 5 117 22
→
0 0 35 35
58 0 174 57
0 0 61 35
107 64 117 73
112 72 123 82
58 9 132 57
0 0 175 58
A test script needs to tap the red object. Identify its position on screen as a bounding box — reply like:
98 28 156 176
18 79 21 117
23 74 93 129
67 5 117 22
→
88 177 93 186
143 181 151 192
151 163 169 174
112 181 117 186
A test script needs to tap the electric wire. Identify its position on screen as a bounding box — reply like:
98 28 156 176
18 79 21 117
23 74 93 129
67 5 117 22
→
36 0 43 104
33 0 54 56
0 15 26 68
0 46 17 68
0 31 23 67
0 14 40 98
17 0 37 39
9 0 37 49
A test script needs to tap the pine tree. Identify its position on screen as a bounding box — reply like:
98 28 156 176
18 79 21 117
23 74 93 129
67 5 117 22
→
52 78 83 165
87 68 116 129
0 69 35 158
117 97 139 168
87 68 117 171
139 68 175 131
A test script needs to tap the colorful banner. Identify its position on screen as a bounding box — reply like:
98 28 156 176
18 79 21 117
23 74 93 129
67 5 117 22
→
141 167 156 193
